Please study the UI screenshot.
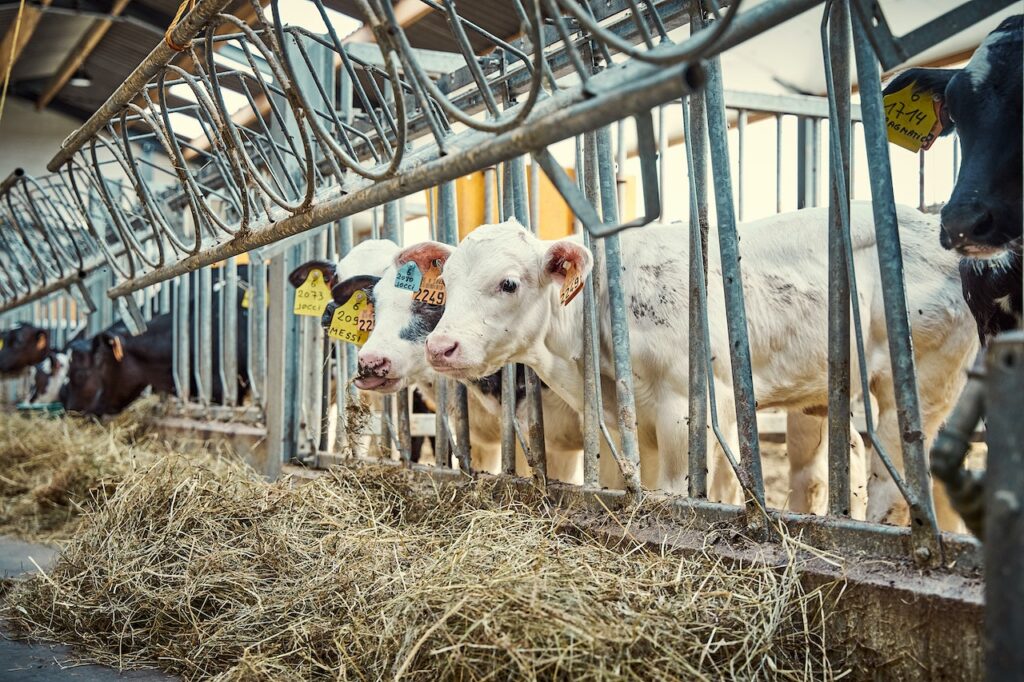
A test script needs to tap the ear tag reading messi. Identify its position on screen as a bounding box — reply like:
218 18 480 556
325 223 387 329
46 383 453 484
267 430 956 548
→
394 261 422 292
327 290 373 347
412 260 445 306
883 83 943 153
293 270 332 317
559 261 584 306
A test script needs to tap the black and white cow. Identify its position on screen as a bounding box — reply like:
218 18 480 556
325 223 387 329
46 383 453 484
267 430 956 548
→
883 15 1023 341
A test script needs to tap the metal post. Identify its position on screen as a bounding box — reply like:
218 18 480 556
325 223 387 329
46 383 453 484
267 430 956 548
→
984 331 1024 679
852 13 940 563
704 51 767 517
736 109 746 221
500 160 517 475
223 257 239 406
595 124 642 492
580 130 602 488
827 0 852 517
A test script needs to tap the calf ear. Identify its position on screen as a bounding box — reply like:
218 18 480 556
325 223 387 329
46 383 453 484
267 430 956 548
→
34 330 48 351
331 275 381 306
395 241 454 273
883 68 959 136
542 240 593 300
288 260 338 289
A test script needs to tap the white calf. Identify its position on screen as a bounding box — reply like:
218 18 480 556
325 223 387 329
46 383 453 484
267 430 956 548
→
335 241 584 483
425 203 978 529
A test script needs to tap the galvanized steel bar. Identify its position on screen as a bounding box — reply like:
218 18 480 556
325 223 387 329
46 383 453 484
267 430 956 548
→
984 331 1024 678
580 130 602 488
852 12 940 564
826 0 852 517
703 47 767 516
595 124 642 493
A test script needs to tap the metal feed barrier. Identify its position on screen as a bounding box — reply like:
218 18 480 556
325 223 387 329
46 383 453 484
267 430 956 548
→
0 0 1020 675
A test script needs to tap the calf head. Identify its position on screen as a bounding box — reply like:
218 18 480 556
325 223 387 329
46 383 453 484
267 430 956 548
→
30 351 69 404
426 221 593 380
336 242 453 393
0 325 50 376
65 332 146 416
884 16 1022 257
64 338 104 414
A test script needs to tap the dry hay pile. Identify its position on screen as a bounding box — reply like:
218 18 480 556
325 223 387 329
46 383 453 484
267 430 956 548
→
0 399 229 541
3 455 847 681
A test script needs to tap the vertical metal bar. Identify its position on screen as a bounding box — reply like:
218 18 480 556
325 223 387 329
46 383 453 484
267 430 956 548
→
174 274 190 402
736 108 747 222
264 253 292 477
776 114 784 214
511 155 547 481
918 149 926 212
827 0 852 517
223 257 239 406
580 130 602 488
250 256 268 407
685 88 709 499
382 201 402 460
704 51 767 514
984 332 1024 679
198 267 213 406
499 160 517 475
952 134 960 184
852 13 940 562
658 105 668 213
596 124 641 492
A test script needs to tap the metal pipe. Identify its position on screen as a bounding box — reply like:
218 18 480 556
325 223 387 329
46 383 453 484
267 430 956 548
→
851 12 940 565
595 124 642 494
704 49 767 517
580 129 602 488
826 0 852 517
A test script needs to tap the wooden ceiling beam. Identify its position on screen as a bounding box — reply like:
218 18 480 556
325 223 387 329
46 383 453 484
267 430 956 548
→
35 0 132 110
0 0 53 82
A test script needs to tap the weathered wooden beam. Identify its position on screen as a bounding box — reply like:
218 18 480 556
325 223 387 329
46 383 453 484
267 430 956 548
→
0 0 53 82
35 0 132 110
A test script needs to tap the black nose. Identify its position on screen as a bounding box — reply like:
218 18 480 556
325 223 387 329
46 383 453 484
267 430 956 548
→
941 200 995 248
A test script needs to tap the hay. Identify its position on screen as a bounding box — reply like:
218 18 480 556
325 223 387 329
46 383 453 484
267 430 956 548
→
3 449 847 681
0 399 231 542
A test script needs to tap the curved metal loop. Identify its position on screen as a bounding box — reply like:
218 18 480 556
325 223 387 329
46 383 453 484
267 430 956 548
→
270 11 408 181
60 157 137 282
208 12 318 213
554 0 743 65
375 0 548 134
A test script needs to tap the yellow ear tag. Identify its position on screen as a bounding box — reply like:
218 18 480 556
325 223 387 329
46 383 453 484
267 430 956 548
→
241 289 251 309
883 83 943 153
559 261 584 306
413 260 446 307
293 270 332 317
111 337 125 362
327 290 374 347
0 339 5 350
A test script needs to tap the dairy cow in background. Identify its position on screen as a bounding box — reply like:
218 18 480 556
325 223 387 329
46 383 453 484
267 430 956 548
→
0 324 51 377
883 15 1022 341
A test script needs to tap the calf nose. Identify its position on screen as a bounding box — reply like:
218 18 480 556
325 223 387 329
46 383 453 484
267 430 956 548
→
358 352 390 377
941 200 996 249
426 336 460 366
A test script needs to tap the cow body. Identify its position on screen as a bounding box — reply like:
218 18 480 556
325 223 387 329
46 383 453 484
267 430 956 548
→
883 15 1023 341
427 204 977 528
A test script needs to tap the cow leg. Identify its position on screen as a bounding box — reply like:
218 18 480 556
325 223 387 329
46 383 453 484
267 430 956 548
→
653 394 689 493
546 448 583 485
597 433 627 490
849 427 868 520
708 385 742 505
787 411 828 515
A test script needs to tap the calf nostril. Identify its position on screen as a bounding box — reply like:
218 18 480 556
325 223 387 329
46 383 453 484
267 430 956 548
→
443 341 459 359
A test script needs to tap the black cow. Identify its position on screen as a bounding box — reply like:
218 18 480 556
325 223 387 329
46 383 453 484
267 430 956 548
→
0 325 50 377
64 276 253 416
883 15 1023 341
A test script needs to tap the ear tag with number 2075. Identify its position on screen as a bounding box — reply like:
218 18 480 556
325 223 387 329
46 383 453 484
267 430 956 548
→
327 291 374 347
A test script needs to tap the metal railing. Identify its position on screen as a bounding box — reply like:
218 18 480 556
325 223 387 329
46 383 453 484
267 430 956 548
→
0 0 1014 576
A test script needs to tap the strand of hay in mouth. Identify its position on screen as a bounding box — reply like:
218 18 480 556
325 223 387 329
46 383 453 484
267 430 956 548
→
3 456 847 681
0 400 232 542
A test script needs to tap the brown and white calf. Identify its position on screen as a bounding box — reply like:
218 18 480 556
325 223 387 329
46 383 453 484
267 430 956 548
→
425 203 978 529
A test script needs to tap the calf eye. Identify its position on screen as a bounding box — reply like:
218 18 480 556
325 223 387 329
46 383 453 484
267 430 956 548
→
499 279 518 294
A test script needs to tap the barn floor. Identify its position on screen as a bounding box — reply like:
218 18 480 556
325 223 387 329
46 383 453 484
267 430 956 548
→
0 537 174 682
